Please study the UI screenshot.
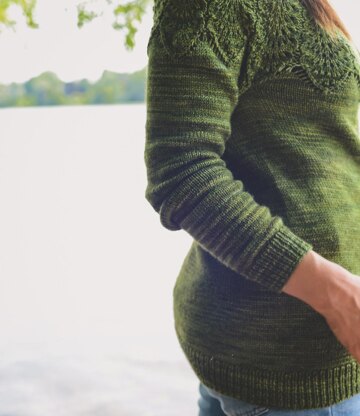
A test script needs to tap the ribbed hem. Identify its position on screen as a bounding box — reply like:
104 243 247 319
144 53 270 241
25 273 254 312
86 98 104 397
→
242 225 314 293
178 338 360 410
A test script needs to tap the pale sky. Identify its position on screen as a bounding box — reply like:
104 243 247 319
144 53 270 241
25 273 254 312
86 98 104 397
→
0 0 358 85
0 0 153 84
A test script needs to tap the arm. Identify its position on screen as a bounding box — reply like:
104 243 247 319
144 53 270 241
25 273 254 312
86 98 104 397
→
144 0 313 293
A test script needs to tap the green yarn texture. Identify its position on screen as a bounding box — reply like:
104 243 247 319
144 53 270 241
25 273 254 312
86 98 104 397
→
144 0 360 410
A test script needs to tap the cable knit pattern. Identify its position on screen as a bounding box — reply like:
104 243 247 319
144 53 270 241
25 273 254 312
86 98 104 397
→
144 0 360 410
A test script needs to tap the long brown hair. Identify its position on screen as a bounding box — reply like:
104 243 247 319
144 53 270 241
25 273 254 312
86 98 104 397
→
300 0 352 42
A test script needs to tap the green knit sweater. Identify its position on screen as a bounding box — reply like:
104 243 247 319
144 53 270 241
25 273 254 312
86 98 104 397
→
144 0 360 410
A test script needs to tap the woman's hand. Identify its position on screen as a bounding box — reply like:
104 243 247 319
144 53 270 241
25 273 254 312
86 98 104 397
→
320 272 360 363
282 250 360 363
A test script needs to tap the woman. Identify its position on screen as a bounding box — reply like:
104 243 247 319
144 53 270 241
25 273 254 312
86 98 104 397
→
144 0 360 414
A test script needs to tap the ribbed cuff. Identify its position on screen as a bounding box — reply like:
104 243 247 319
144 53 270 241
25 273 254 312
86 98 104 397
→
242 225 313 293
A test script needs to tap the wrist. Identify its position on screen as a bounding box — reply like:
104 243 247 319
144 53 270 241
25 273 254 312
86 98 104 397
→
281 250 348 315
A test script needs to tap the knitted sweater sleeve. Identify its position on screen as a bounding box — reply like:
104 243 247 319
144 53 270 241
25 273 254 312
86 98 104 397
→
144 0 313 294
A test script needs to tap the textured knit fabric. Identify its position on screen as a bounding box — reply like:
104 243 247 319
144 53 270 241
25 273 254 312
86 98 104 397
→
144 0 360 410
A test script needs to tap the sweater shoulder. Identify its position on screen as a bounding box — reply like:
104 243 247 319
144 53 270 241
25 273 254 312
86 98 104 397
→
147 0 259 67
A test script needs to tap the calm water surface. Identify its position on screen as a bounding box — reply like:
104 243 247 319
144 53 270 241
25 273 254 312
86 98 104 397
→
0 104 196 416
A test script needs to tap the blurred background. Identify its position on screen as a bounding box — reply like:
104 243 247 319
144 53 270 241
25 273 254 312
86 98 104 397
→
0 1 358 415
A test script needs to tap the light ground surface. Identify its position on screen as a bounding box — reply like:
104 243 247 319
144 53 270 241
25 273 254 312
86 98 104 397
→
0 104 199 415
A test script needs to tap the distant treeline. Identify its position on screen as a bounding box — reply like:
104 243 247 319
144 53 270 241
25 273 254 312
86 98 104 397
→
0 68 147 107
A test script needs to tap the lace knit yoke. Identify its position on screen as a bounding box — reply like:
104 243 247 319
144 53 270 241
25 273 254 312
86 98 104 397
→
144 0 360 410
147 0 360 94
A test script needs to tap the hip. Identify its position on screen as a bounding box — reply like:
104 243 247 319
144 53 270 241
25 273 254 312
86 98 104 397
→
199 382 360 415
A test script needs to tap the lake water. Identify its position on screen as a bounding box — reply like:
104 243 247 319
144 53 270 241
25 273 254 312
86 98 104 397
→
0 105 198 415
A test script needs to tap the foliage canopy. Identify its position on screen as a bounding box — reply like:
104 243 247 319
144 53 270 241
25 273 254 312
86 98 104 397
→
0 0 151 50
